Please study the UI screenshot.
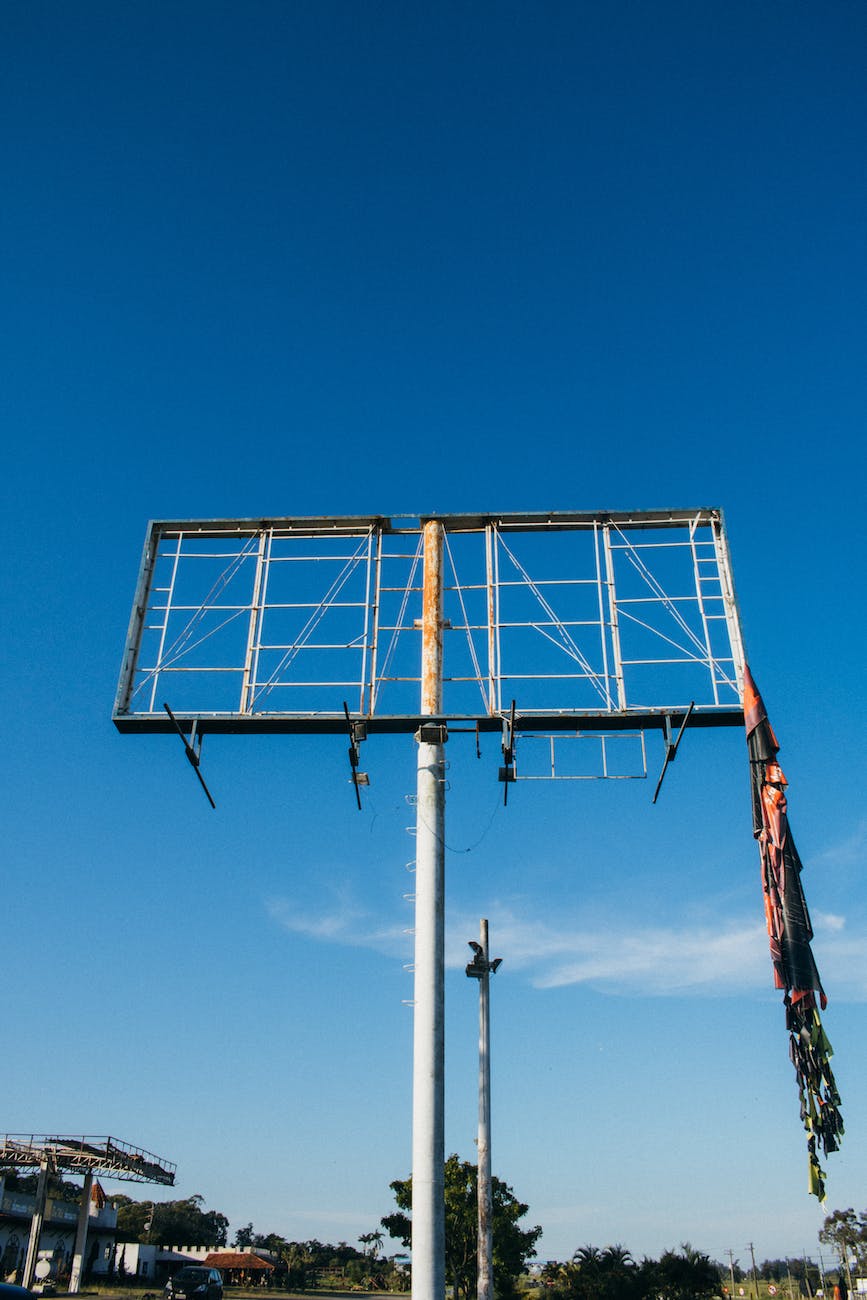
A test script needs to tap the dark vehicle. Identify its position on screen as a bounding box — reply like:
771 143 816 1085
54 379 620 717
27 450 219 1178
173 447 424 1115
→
0 1286 36 1300
164 1267 223 1300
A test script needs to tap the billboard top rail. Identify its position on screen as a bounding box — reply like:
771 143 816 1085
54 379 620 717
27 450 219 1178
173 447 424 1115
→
143 507 724 539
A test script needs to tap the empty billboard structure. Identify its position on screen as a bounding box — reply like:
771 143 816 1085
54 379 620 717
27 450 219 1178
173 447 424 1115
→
114 510 840 1300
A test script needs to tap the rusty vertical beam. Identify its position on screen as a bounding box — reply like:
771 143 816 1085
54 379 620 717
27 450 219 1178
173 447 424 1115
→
412 519 446 1300
420 519 444 715
485 524 497 714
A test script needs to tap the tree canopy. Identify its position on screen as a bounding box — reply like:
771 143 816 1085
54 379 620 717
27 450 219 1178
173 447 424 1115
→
114 1194 228 1246
545 1242 722 1300
381 1153 542 1300
820 1208 867 1278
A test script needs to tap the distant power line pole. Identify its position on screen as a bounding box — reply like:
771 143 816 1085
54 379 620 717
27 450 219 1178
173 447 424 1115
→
749 1242 761 1300
817 1248 827 1296
466 919 502 1300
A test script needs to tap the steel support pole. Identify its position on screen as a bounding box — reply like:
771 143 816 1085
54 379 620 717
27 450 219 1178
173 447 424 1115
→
412 520 446 1300
476 919 493 1300
69 1170 94 1294
22 1158 50 1290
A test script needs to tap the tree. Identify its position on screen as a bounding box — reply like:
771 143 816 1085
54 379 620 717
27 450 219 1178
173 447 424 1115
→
359 1231 385 1260
253 1232 290 1255
820 1210 867 1280
233 1222 255 1249
644 1243 721 1300
381 1153 542 1300
558 1243 640 1300
114 1197 153 1244
115 1195 228 1247
573 1246 603 1269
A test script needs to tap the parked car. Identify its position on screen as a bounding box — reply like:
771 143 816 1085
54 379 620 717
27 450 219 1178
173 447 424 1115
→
0 1286 36 1300
164 1268 223 1300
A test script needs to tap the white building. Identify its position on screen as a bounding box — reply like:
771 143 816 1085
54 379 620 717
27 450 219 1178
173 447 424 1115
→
0 1177 117 1285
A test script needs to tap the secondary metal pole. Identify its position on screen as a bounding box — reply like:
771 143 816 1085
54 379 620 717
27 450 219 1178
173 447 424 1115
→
412 519 446 1300
69 1170 95 1293
475 920 488 1300
466 921 502 1300
22 1158 51 1290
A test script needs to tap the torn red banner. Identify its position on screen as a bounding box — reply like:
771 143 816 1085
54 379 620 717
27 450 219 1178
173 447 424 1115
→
744 665 843 1199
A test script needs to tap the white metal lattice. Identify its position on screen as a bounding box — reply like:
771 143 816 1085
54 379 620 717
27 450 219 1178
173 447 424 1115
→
114 510 745 735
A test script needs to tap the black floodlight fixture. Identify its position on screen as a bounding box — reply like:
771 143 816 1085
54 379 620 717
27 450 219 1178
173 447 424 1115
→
466 941 503 979
344 701 370 809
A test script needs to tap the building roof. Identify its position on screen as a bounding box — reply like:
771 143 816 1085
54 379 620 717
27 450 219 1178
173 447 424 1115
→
203 1253 274 1271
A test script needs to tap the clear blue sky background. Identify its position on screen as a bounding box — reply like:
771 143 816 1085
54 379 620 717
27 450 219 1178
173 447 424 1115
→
2 0 865 1271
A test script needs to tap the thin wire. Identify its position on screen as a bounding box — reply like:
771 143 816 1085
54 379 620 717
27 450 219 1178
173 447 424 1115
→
496 534 609 704
611 523 710 657
614 607 718 663
612 522 739 693
374 533 424 705
138 607 249 678
443 530 490 712
134 533 260 695
412 784 504 854
253 535 369 704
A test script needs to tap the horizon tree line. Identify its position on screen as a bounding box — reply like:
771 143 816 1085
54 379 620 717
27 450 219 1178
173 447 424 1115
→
96 1175 866 1297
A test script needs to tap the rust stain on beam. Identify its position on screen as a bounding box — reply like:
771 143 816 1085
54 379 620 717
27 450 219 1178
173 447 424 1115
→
420 520 444 716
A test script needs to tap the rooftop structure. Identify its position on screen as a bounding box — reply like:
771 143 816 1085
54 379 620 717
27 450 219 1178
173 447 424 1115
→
0 1136 175 1186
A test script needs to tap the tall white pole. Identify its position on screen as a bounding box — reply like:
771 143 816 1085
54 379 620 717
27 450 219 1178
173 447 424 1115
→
476 919 493 1300
412 520 446 1300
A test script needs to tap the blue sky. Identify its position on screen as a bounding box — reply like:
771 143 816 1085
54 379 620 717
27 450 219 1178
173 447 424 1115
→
2 0 865 1270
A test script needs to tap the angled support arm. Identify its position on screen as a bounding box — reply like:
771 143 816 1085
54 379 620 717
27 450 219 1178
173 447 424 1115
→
163 703 216 809
651 701 695 804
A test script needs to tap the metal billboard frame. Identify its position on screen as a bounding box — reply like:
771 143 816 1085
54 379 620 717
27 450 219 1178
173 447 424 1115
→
113 509 746 740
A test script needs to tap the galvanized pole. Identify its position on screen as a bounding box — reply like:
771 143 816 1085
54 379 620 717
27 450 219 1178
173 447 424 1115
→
412 519 446 1300
466 922 502 1300
68 1170 95 1294
476 920 493 1300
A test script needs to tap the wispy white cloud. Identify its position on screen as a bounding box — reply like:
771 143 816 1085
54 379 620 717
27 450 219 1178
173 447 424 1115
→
812 928 867 1000
267 894 867 1001
813 819 867 869
445 906 769 996
267 894 411 957
813 910 846 932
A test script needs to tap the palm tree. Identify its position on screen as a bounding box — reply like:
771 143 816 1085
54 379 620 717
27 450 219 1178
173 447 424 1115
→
359 1231 384 1260
573 1246 603 1269
601 1245 635 1271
